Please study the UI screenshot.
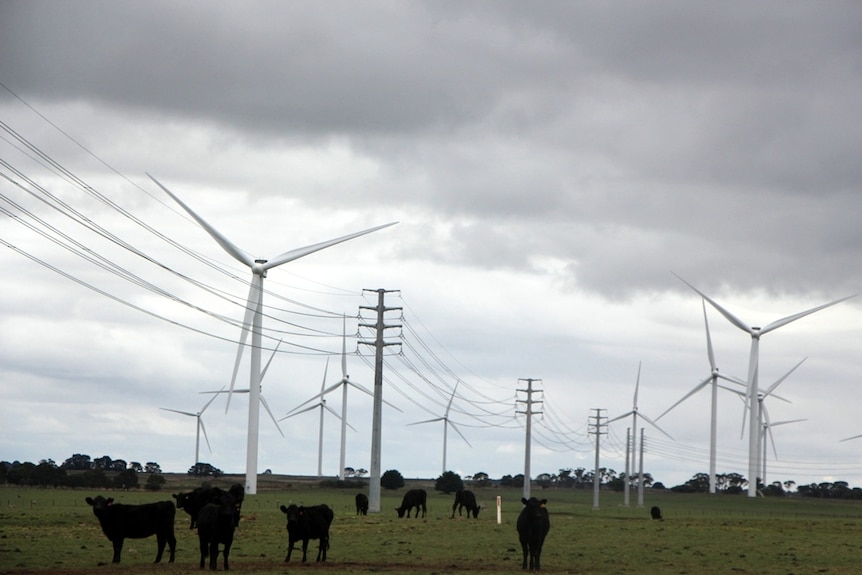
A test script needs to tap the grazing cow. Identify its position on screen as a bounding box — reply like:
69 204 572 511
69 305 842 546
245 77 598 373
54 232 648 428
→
650 506 663 520
173 484 245 529
395 489 427 518
451 489 481 519
197 489 241 571
85 495 177 564
280 504 334 562
516 497 550 571
355 493 368 516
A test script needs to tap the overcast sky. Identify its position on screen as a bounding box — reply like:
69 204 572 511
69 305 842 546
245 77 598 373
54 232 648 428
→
2 1 862 493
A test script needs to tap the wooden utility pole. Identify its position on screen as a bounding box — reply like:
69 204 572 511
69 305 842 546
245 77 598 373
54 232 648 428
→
359 289 401 513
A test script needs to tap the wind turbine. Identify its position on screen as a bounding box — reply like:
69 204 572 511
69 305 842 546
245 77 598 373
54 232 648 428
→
149 174 396 494
720 357 806 491
203 339 287 437
760 413 806 486
608 362 673 507
407 382 471 474
280 358 355 477
657 299 746 494
674 273 854 497
160 391 220 466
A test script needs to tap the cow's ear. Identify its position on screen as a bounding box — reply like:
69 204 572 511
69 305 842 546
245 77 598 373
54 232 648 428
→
85 497 95 506
106 498 114 506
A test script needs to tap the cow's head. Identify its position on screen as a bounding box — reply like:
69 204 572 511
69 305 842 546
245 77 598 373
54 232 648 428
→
85 496 114 517
280 504 302 526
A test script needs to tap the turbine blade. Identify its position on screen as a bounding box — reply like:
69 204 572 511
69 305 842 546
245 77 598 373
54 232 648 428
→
633 361 641 407
321 357 330 393
448 420 473 448
322 404 357 432
764 357 807 398
200 386 223 414
260 394 285 437
407 417 445 426
226 278 260 413
148 174 254 267
761 294 857 335
279 403 321 421
703 299 716 371
840 433 862 442
260 339 284 381
445 382 459 416
673 272 753 334
263 222 398 271
607 410 635 424
284 381 343 416
199 418 212 453
655 375 712 421
637 412 674 440
160 408 196 417
345 380 404 412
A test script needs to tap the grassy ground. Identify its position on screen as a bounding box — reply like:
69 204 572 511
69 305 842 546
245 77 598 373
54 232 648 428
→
3 476 862 574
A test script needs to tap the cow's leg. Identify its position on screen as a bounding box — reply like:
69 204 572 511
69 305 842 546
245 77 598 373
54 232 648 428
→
520 541 528 570
285 537 295 562
421 503 427 518
223 540 231 571
199 537 207 569
167 530 177 563
111 538 123 564
154 533 166 563
208 541 218 571
301 538 310 563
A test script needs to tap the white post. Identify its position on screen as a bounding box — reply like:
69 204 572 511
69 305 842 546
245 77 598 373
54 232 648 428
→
496 496 502 524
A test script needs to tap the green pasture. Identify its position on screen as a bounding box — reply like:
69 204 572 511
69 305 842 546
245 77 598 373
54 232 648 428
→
3 481 862 574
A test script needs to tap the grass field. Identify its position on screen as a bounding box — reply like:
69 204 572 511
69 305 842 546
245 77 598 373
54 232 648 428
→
3 476 862 574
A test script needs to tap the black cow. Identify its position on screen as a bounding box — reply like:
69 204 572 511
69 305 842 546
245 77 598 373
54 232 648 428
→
85 495 177 564
355 493 368 516
395 489 427 518
280 504 334 562
451 489 480 518
173 484 245 530
197 489 241 571
516 497 550 571
650 505 663 520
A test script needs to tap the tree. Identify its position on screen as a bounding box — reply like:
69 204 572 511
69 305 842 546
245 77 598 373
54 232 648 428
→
145 474 166 491
435 471 463 494
535 473 553 489
112 469 139 490
61 454 91 470
145 462 162 474
472 471 490 487
381 469 405 490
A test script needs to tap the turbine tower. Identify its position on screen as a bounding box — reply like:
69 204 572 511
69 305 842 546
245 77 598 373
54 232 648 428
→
674 273 853 497
407 382 471 474
608 362 673 507
160 391 220 466
656 299 745 494
149 174 396 494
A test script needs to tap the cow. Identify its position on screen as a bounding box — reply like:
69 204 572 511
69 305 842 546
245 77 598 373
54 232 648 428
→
196 489 241 571
650 505 663 520
451 489 480 519
280 503 334 563
85 495 177 564
173 484 245 529
395 489 427 518
516 497 550 571
355 493 368 516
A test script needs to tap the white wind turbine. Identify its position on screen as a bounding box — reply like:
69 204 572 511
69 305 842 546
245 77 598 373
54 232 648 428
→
608 362 673 507
279 358 355 477
407 382 471 475
674 273 854 497
160 390 220 466
149 174 396 494
656 299 745 494
202 339 286 437
282 315 400 478
720 358 806 488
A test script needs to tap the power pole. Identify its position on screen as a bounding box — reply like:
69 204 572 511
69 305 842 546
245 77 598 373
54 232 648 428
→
516 378 542 500
624 427 631 506
588 408 607 510
358 289 401 514
637 428 645 507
